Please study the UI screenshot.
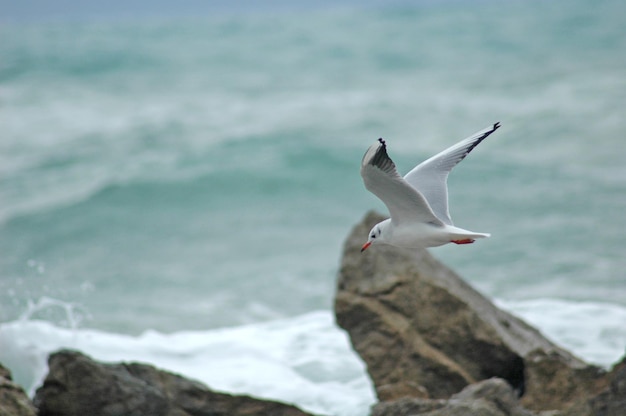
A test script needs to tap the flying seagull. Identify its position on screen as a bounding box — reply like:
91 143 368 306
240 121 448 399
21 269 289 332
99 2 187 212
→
360 122 500 252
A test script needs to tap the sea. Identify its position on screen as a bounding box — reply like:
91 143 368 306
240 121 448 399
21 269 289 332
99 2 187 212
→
1 0 625 415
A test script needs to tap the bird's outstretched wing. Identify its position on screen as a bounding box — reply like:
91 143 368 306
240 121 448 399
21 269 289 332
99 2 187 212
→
361 138 443 226
404 122 500 225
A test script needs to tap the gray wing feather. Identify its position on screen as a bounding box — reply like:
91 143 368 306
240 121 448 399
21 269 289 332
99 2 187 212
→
361 138 442 226
403 122 500 225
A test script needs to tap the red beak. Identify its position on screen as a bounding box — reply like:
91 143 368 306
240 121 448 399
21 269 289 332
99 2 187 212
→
361 241 372 252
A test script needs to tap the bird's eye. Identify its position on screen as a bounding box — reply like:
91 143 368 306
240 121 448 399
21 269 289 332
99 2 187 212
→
371 234 376 239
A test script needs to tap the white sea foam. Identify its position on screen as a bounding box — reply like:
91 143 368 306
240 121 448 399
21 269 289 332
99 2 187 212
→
0 309 375 416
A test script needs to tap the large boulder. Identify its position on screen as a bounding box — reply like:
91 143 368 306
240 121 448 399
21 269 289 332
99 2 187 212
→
334 211 607 412
0 363 37 416
34 349 318 416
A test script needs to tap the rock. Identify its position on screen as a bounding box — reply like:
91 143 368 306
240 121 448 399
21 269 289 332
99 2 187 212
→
34 349 319 416
371 397 448 416
0 363 37 416
334 211 607 412
521 349 606 411
372 378 535 416
567 355 626 416
587 356 626 416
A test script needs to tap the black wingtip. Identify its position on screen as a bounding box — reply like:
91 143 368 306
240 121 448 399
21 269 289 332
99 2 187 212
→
493 122 501 130
370 137 396 174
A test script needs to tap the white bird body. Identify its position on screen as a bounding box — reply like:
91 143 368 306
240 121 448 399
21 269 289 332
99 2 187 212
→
360 123 500 251
370 218 490 249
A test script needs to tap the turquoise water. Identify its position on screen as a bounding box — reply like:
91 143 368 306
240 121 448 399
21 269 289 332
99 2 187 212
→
2 0 625 341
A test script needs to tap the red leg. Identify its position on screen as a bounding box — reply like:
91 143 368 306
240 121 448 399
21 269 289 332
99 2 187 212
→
451 239 475 245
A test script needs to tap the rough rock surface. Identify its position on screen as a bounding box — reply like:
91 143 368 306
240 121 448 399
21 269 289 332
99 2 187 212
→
334 211 607 412
371 378 534 416
34 349 318 416
0 364 37 416
568 356 626 416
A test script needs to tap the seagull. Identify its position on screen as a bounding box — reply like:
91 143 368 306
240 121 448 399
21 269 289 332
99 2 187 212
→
360 122 500 252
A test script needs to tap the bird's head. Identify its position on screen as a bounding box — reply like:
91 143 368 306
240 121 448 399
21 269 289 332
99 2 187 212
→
361 220 388 252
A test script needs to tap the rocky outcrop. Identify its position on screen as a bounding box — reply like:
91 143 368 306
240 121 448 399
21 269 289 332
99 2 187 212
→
371 357 626 416
34 349 318 416
0 364 37 416
334 211 609 413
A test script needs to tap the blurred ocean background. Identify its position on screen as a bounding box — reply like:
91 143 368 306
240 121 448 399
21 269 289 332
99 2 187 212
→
1 0 625 414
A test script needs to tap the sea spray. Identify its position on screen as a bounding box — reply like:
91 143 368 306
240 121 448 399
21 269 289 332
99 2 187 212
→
0 300 375 415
